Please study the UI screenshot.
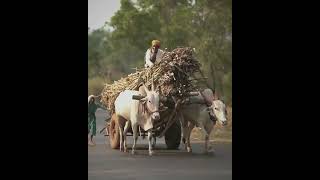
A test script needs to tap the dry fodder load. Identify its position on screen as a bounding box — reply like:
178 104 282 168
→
101 47 202 113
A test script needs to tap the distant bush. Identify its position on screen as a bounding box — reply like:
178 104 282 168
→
88 77 105 96
223 72 232 106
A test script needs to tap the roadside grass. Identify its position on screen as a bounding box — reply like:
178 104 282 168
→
88 77 105 96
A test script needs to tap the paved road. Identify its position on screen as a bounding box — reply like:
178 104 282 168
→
88 110 232 180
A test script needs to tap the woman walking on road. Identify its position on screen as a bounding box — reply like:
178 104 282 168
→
88 95 106 146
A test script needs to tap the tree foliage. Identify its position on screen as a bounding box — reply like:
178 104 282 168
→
88 0 232 105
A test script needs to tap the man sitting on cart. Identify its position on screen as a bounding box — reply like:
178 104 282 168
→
144 40 164 68
88 95 107 146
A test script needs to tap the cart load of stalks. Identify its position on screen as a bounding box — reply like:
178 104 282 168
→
100 47 204 113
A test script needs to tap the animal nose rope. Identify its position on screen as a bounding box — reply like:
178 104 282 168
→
141 102 159 115
146 105 159 114
209 113 217 123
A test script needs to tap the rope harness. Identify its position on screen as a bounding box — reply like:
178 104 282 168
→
139 100 159 115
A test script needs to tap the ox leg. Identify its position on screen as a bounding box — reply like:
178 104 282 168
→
119 125 124 152
204 122 214 153
180 112 187 147
152 134 156 148
181 115 188 150
148 130 154 156
123 121 130 153
204 134 209 154
187 122 195 153
131 123 138 155
182 126 188 150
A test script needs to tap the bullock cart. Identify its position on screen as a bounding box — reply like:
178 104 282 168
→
100 47 207 150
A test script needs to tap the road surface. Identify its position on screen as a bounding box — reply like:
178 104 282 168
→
88 110 232 180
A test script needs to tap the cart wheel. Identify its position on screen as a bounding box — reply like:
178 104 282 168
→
165 120 181 150
109 114 120 149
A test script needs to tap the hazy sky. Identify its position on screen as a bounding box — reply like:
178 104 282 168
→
88 0 121 30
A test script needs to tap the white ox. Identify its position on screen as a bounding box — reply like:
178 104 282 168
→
180 89 228 153
114 84 160 156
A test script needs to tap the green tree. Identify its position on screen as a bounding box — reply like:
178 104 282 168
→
88 0 232 105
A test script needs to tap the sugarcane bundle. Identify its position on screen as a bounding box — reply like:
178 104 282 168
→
100 47 202 113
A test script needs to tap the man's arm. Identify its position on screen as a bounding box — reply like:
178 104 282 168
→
145 49 154 67
96 101 107 110
150 47 160 63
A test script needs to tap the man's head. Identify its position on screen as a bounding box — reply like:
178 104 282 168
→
151 40 161 49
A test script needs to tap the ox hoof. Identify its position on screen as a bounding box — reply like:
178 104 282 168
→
149 151 155 156
187 147 192 153
205 150 215 155
131 150 136 155
208 146 215 152
88 141 95 147
204 148 215 155
124 148 128 153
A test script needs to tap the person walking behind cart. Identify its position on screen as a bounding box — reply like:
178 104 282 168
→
88 95 106 146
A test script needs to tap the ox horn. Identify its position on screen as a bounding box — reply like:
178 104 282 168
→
143 83 150 93
151 77 155 91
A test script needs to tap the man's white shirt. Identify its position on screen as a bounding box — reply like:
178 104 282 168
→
144 48 164 68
